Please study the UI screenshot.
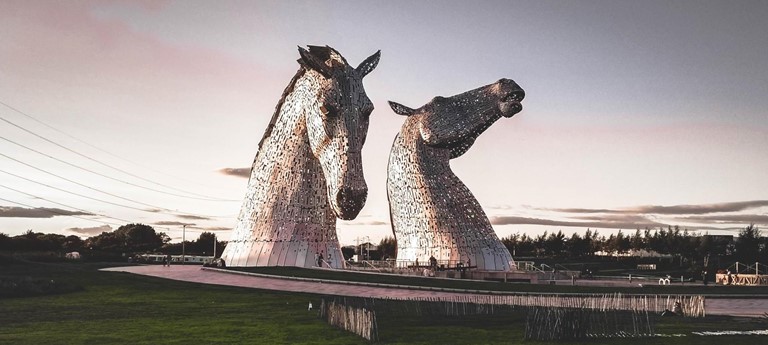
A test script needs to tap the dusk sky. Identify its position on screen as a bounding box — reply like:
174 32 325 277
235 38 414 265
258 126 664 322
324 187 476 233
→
1 0 767 245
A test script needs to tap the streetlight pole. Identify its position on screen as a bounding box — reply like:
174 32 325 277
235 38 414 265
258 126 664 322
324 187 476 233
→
182 224 186 265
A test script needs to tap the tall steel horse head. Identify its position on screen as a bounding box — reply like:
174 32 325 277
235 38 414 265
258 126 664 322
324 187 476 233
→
222 46 380 268
387 79 525 271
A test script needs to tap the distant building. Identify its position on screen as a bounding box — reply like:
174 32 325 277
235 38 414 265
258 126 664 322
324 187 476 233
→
704 235 734 243
594 249 673 258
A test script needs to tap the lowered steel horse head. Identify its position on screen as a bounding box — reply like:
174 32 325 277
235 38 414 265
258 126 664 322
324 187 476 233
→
222 45 380 268
387 79 524 271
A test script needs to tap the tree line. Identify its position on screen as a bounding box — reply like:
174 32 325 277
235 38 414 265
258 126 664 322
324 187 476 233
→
500 224 766 264
2 223 765 265
0 223 225 260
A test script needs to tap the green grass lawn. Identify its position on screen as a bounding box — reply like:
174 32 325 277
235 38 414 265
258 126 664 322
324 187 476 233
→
0 262 359 345
1 261 767 344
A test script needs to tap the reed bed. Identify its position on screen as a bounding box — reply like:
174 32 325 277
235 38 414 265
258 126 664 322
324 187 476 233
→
524 307 654 340
318 293 704 341
319 297 379 342
381 293 705 317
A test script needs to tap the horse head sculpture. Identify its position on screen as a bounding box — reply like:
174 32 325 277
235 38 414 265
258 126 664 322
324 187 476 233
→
298 46 380 220
221 45 379 268
386 78 524 271
389 78 524 158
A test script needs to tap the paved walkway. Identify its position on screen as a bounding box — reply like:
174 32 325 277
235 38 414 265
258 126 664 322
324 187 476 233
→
103 265 768 318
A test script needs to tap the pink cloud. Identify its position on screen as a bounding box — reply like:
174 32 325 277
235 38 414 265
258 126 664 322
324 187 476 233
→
0 1 277 99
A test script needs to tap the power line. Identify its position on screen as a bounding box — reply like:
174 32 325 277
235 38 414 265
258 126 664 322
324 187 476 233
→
0 154 233 219
0 196 123 228
0 183 134 224
0 102 238 201
0 168 157 212
0 152 172 211
0 167 235 220
0 99 222 190
0 135 231 201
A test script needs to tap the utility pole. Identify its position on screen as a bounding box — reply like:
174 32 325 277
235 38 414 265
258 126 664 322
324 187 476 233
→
354 236 369 262
213 233 217 258
182 224 186 265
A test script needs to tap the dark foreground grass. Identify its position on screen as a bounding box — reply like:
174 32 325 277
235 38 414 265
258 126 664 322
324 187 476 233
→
230 266 768 296
0 262 358 345
1 262 766 344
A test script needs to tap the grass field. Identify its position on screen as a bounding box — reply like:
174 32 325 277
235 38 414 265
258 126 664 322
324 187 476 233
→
1 261 767 344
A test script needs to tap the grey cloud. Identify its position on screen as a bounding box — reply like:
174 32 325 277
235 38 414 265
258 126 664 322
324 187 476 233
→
0 206 94 218
67 225 112 236
545 200 768 215
674 214 768 224
546 208 616 214
144 208 163 213
488 205 515 210
201 226 231 231
175 214 212 221
218 167 250 178
571 214 660 223
155 221 196 226
487 204 534 211
490 216 667 230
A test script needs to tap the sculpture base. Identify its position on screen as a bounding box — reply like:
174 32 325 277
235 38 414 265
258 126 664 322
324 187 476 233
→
221 240 345 269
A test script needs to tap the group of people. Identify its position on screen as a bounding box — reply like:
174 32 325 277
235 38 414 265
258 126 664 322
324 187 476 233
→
315 252 331 267
413 255 439 269
723 270 739 285
413 255 472 270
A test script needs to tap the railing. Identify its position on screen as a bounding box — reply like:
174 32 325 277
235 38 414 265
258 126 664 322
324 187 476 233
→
345 259 476 272
714 261 768 286
360 260 383 272
512 261 550 273
725 261 768 275
345 259 394 270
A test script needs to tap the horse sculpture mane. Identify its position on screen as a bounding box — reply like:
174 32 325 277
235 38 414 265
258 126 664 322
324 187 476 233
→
221 45 380 268
387 79 524 271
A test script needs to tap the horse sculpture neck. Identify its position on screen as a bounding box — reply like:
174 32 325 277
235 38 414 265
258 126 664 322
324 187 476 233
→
387 79 523 271
221 45 380 269
223 70 340 268
388 121 514 271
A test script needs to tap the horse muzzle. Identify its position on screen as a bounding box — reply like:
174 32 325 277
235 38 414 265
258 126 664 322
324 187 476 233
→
334 187 368 220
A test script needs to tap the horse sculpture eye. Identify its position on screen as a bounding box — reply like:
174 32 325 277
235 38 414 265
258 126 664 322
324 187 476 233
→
320 104 338 118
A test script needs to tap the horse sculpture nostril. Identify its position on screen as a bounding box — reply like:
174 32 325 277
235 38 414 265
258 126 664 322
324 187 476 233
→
501 90 525 103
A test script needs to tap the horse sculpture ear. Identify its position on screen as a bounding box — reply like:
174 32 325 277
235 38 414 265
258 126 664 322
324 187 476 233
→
298 46 332 78
388 101 416 116
356 50 381 78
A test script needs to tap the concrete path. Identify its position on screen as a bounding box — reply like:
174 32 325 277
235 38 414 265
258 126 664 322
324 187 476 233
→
102 265 468 299
102 265 768 318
